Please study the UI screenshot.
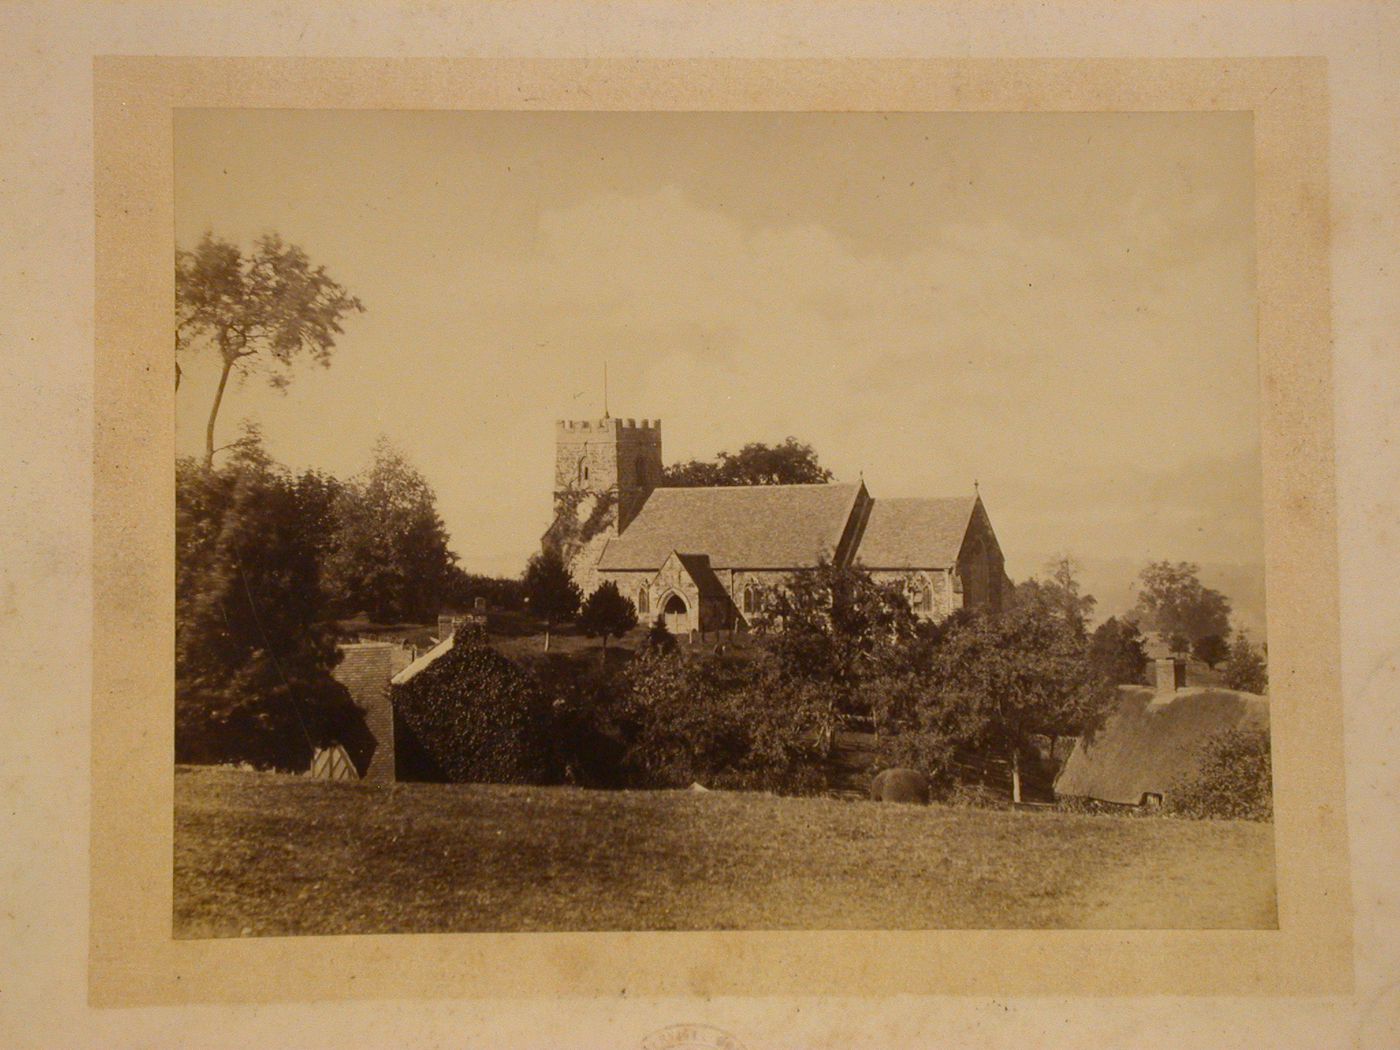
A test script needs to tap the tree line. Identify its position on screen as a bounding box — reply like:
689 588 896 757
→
175 430 484 767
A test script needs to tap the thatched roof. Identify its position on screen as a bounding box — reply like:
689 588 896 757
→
1054 685 1269 805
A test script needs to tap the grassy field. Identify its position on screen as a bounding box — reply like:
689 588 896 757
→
174 767 1276 936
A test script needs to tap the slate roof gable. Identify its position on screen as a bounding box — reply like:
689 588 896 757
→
597 483 863 571
851 496 979 569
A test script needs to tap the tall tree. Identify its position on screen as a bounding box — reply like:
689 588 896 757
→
176 232 364 464
577 580 639 652
1014 556 1095 636
1192 633 1231 670
662 437 834 487
522 548 582 651
325 438 458 624
760 558 919 703
1088 616 1149 686
175 432 363 770
1223 631 1269 694
1044 553 1096 633
1132 560 1232 648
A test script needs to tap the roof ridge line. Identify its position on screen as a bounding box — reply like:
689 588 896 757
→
648 480 856 491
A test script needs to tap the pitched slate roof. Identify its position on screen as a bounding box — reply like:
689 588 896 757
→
597 483 862 570
332 642 412 782
854 496 978 569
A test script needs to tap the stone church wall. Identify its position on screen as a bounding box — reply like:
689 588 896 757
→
868 568 959 621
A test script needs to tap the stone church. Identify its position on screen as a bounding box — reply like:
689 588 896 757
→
544 415 1011 634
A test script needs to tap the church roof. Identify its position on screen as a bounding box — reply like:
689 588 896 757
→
597 483 863 570
855 496 979 569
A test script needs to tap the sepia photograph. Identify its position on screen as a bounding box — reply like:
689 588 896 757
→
0 0 1381 1038
169 107 1277 936
4 0 1396 1033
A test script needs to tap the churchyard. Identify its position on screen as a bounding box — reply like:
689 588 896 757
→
174 766 1277 936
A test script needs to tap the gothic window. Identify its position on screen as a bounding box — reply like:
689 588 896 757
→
911 576 933 613
579 459 590 484
637 585 649 616
742 584 758 615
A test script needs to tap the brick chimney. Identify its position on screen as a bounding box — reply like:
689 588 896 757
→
1154 656 1186 694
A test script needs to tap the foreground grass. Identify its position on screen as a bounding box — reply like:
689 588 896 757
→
174 767 1276 936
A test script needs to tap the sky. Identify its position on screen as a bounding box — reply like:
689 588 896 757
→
174 109 1262 620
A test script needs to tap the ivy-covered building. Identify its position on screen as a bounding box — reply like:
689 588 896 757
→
543 414 1011 634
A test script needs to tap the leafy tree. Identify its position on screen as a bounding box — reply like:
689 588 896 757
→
577 580 639 651
291 466 346 565
522 547 582 651
1224 631 1269 694
659 458 727 487
176 232 364 464
1132 560 1232 648
324 438 457 623
758 557 918 705
1043 554 1096 633
1088 616 1149 685
662 437 834 487
918 604 1114 803
618 651 830 793
1192 632 1231 670
1013 558 1095 636
175 433 364 770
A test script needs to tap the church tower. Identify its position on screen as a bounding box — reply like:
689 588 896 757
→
546 416 662 591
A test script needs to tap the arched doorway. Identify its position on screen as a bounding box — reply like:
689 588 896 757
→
660 592 690 634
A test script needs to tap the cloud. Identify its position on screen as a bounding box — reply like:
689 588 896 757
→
178 182 1261 578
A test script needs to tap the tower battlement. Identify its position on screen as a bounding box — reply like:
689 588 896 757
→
550 412 664 562
555 417 661 434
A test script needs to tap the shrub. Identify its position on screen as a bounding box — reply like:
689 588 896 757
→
535 651 634 788
1166 726 1273 821
1224 632 1269 694
391 634 555 783
867 672 969 792
619 651 831 794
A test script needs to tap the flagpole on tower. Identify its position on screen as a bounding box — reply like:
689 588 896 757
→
603 360 609 418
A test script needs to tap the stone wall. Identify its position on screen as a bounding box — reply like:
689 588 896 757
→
868 568 959 620
956 499 1008 613
552 417 662 533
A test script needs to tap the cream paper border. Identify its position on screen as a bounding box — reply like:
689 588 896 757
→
91 56 1347 1006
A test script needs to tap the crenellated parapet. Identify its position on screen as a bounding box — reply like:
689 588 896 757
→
555 417 662 434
